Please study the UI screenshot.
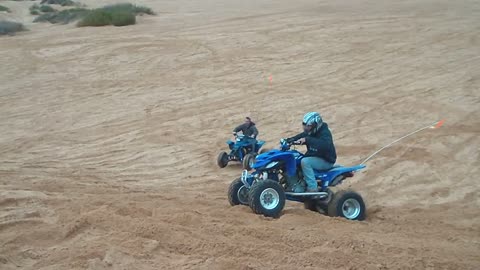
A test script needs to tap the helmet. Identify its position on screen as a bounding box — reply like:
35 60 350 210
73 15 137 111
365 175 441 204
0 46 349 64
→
302 112 322 127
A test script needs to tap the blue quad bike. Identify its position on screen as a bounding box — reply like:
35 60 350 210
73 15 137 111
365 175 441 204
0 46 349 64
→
227 139 366 220
217 134 266 170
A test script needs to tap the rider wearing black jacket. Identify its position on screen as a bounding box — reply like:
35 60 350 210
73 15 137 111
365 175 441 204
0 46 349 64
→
233 117 259 152
286 112 336 192
287 122 336 164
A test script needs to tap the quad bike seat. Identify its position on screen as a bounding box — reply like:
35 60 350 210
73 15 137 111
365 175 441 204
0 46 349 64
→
314 164 341 174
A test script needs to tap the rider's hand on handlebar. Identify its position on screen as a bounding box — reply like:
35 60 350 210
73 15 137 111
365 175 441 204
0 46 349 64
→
295 138 306 145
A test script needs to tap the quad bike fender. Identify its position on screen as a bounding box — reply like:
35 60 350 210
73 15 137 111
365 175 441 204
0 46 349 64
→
321 165 366 181
227 140 237 151
284 154 297 177
252 150 297 176
254 140 265 152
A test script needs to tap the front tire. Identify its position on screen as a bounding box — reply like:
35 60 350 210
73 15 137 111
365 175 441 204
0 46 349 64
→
327 190 366 221
242 153 255 170
228 178 249 206
248 180 285 218
217 152 228 168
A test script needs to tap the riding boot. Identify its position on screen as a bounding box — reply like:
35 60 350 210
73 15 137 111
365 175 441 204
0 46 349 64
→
285 175 305 193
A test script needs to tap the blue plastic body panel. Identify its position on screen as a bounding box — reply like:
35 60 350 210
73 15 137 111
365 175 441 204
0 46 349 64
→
225 137 265 161
250 147 366 190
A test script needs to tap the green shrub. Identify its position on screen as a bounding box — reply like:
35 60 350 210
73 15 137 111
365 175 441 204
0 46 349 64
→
30 4 40 15
111 11 136 26
40 5 56 13
40 0 76 6
132 5 155 15
34 8 89 24
31 3 57 14
77 9 111 27
0 21 25 36
0 5 11 13
34 3 153 27
101 3 155 15
77 3 153 27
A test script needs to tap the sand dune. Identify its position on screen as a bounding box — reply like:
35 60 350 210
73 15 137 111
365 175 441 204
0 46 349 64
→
1 0 479 269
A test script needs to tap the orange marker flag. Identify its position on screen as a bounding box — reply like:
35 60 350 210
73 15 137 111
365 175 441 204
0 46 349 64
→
432 119 445 129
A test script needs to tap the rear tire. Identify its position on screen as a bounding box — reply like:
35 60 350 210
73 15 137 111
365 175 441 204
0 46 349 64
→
327 190 366 221
242 154 255 170
217 152 228 168
228 178 249 206
248 180 285 218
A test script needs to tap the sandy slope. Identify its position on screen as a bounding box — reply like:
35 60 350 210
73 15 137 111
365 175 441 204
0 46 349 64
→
1 0 479 269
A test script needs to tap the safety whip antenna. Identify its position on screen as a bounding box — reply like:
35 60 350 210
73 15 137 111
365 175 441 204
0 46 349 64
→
360 120 445 165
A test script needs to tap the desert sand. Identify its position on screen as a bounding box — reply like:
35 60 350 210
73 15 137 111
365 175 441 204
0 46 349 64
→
1 0 479 269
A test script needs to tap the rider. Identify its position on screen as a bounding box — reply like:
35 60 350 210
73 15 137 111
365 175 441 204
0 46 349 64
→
286 112 337 192
233 116 259 153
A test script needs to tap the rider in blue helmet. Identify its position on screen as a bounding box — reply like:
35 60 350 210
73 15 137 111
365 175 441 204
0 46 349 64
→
287 112 337 192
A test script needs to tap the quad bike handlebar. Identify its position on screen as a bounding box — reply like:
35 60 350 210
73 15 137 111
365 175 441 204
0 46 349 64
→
279 138 303 151
281 138 303 145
